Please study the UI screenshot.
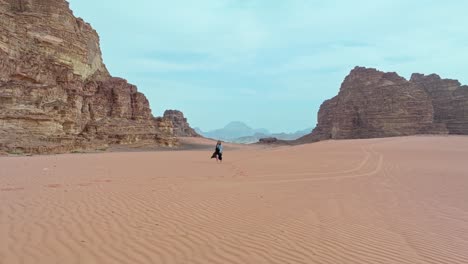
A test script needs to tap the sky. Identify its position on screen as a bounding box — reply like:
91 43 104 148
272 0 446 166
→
68 0 468 133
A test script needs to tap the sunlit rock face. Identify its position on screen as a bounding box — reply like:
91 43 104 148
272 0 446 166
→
163 110 200 137
0 0 177 154
0 0 109 82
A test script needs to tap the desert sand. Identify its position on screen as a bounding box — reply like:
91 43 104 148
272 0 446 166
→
1 136 468 264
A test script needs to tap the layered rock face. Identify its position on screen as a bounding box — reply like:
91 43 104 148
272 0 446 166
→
309 67 436 140
163 110 200 137
0 0 109 82
0 0 176 153
306 66 468 141
410 73 468 135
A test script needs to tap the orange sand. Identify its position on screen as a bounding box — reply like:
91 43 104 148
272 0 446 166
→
1 136 468 264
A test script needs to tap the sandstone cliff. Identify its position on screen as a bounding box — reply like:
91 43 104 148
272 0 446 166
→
0 0 177 154
303 67 468 142
163 110 200 137
410 73 468 135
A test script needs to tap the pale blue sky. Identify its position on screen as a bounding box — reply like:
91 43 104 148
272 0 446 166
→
68 0 468 133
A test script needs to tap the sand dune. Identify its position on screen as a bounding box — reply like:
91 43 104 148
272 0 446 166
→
1 136 468 264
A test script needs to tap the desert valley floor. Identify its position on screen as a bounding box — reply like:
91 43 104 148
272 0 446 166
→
1 136 468 264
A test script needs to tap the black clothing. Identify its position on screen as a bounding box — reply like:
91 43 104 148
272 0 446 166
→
211 144 223 161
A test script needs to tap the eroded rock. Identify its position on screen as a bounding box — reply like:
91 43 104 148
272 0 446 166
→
163 110 200 137
309 67 437 140
0 0 177 154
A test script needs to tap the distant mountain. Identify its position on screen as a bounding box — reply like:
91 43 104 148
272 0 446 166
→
197 122 312 143
198 121 268 141
230 128 312 144
272 128 313 140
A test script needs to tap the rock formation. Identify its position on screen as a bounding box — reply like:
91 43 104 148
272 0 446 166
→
258 137 278 144
0 0 177 154
410 73 468 135
163 110 200 137
304 66 468 142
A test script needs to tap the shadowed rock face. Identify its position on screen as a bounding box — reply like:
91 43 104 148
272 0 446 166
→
309 67 436 141
0 0 177 153
410 73 468 135
304 66 468 142
163 110 200 137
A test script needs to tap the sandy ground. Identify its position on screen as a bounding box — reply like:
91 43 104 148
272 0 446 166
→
1 136 468 264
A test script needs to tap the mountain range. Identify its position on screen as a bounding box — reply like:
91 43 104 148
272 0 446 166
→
195 122 312 144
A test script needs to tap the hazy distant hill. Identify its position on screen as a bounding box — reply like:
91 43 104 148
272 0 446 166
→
196 122 311 143
196 121 267 140
230 129 312 144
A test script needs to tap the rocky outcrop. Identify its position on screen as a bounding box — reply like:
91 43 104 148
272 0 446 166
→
259 137 278 144
308 67 436 140
0 0 177 154
410 73 468 135
163 110 200 137
303 66 468 142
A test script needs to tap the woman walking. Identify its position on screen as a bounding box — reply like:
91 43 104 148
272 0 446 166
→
211 140 223 163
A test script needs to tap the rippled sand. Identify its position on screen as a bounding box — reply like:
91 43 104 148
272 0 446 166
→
1 136 468 264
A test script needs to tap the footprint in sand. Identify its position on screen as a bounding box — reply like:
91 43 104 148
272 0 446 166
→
238 171 248 177
231 166 249 177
